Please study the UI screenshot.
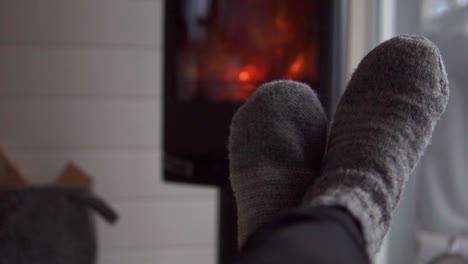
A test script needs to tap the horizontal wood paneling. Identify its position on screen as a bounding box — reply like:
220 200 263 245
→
97 200 217 250
0 100 161 148
0 0 162 47
99 247 215 264
0 48 161 97
8 150 216 200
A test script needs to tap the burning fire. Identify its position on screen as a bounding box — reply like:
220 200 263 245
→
238 71 250 82
289 54 305 76
238 64 265 82
180 0 318 102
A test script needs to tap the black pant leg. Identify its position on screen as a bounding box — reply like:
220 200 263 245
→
232 206 370 264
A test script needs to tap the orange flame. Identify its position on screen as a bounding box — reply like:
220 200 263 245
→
238 71 250 82
289 54 305 75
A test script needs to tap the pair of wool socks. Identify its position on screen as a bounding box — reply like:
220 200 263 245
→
229 35 449 257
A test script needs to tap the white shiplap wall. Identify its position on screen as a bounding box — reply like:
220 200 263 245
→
0 0 217 263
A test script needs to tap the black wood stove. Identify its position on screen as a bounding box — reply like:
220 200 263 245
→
163 1 348 263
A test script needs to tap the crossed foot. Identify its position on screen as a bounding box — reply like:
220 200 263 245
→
229 35 450 257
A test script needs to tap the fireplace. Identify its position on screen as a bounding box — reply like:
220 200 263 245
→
163 0 348 262
164 0 347 185
175 1 320 103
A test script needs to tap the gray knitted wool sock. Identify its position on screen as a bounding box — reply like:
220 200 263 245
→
303 35 449 257
229 80 328 247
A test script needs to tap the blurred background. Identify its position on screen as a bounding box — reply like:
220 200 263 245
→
380 1 468 264
0 0 466 263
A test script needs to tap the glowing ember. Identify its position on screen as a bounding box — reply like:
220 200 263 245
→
238 71 250 82
290 54 305 74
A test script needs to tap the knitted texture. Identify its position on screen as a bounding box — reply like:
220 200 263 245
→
229 80 328 247
0 186 117 264
304 35 450 257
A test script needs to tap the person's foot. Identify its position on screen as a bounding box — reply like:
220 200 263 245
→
229 80 328 247
303 35 449 256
